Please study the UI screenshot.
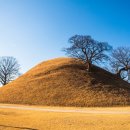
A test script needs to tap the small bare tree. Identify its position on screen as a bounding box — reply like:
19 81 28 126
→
0 57 20 86
64 35 112 72
110 47 130 79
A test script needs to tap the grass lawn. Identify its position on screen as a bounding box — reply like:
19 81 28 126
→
0 105 130 130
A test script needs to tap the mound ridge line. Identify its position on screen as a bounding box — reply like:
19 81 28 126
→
0 57 130 107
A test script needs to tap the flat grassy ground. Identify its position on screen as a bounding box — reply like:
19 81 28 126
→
0 104 130 130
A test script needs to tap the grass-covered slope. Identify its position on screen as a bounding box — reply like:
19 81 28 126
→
0 57 130 107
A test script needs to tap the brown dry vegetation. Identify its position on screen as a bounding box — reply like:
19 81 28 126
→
0 106 130 130
0 57 130 107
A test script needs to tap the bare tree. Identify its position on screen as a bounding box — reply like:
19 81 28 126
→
0 57 20 86
110 47 130 79
64 35 112 72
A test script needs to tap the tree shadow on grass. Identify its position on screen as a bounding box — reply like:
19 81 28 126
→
0 125 38 130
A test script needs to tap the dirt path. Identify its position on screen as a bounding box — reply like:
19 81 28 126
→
0 104 130 114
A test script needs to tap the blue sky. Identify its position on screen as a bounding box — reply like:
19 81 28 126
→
0 0 130 73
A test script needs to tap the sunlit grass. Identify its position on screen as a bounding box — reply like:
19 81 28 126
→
0 106 130 130
0 58 129 107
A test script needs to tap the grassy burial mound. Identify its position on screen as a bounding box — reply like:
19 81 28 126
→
0 57 130 107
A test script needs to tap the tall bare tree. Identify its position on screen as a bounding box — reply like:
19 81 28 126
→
0 57 20 86
64 35 112 72
110 47 130 79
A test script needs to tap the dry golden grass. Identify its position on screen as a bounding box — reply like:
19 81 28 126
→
0 105 130 130
0 57 130 107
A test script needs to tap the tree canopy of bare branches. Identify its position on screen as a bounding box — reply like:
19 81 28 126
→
0 57 20 86
110 47 130 79
64 35 112 71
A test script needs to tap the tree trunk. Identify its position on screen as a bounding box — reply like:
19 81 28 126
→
3 75 7 86
116 67 127 78
86 62 91 72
